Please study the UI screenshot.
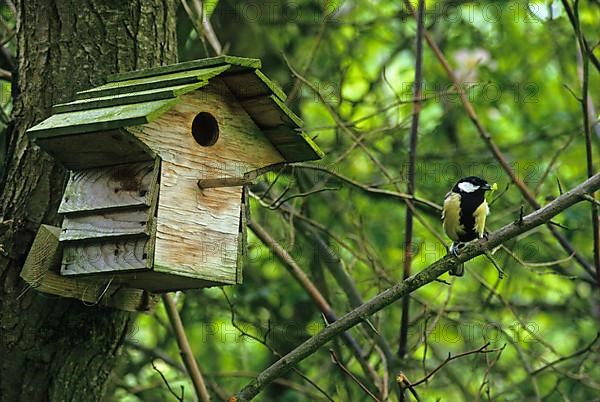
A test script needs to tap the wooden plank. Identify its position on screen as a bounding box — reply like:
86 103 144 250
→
76 65 230 100
61 236 150 275
237 186 248 284
59 160 158 214
239 95 293 128
34 130 154 170
60 208 151 241
270 95 304 127
53 82 208 113
20 225 157 312
27 99 178 139
107 56 261 82
152 161 243 284
128 79 285 180
197 176 252 189
263 126 324 161
97 271 223 292
221 69 287 101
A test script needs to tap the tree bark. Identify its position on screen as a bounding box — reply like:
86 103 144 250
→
0 1 176 401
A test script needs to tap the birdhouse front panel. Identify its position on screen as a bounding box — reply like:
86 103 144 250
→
59 159 160 276
125 79 286 289
24 56 324 294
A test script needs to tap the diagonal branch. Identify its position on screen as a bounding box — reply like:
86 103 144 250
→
232 172 600 401
248 221 383 397
162 294 212 402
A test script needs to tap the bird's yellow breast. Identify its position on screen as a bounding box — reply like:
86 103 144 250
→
474 200 489 238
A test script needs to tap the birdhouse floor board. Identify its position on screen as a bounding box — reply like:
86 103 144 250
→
35 130 155 170
21 225 157 312
76 65 230 100
53 82 208 114
107 55 261 82
102 271 227 292
61 236 150 275
59 160 158 214
60 208 152 241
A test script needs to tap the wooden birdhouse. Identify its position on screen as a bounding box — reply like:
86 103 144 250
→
24 56 323 294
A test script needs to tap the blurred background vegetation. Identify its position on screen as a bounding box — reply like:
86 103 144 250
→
2 0 600 401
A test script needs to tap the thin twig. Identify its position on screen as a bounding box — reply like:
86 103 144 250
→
162 294 212 402
531 332 600 376
329 350 381 402
410 342 501 387
151 360 185 402
399 0 425 361
573 0 600 294
249 221 383 395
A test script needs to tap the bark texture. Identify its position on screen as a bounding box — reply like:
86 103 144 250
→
0 1 177 401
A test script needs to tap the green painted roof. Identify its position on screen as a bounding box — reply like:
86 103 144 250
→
27 56 323 163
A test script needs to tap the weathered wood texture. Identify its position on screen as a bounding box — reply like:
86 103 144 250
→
60 209 151 241
28 59 323 165
34 129 155 170
62 236 150 274
0 1 177 400
58 160 159 278
221 69 287 101
53 82 207 113
59 160 158 213
21 225 157 312
77 65 229 100
107 55 261 82
127 80 285 284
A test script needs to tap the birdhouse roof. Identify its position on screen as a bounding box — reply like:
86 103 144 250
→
27 56 323 163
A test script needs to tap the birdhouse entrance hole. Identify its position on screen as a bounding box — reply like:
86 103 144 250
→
191 112 219 147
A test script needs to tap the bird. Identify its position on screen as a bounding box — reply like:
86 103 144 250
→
442 176 492 276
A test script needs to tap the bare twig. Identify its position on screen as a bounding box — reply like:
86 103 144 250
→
572 0 600 292
329 350 381 402
162 294 212 402
410 342 503 387
399 0 425 360
248 221 383 396
151 360 185 402
531 332 600 376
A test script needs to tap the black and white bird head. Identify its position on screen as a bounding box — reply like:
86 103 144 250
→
452 176 492 194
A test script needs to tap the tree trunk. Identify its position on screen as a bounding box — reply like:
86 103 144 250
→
0 1 177 401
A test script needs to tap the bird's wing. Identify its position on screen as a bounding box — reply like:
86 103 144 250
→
442 192 462 241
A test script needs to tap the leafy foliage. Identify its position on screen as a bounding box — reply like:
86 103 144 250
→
5 0 600 400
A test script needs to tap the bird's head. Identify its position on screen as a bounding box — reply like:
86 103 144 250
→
452 176 492 194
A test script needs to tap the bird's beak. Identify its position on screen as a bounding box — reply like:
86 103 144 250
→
482 184 492 191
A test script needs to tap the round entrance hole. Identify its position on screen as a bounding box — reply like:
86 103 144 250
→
191 112 219 146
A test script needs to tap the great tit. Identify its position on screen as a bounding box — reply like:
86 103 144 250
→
442 176 492 276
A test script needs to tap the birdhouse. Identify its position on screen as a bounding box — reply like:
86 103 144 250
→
24 56 323 293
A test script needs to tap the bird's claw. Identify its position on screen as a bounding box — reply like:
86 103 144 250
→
449 242 464 258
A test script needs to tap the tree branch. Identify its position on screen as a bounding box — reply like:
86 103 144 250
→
162 294 212 402
399 0 425 361
248 221 383 396
232 172 600 401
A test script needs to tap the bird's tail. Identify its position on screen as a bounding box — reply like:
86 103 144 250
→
449 263 464 276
